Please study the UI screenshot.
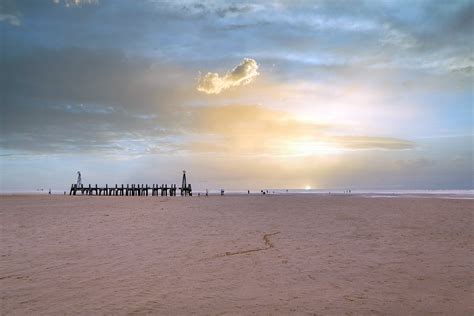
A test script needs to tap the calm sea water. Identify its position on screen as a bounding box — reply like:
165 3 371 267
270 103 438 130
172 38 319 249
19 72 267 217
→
216 189 474 198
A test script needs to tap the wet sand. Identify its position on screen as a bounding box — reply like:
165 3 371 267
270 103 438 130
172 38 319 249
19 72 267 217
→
1 195 472 315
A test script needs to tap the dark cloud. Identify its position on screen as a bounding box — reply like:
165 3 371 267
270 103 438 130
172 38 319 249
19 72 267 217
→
0 0 22 25
3 0 472 73
1 47 195 110
177 2 261 18
0 47 195 155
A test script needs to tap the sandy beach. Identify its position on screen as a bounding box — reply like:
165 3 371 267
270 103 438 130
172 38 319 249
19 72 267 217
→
1 195 472 315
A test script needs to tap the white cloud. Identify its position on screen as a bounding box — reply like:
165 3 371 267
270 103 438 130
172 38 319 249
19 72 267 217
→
0 13 21 26
197 58 259 94
53 0 98 7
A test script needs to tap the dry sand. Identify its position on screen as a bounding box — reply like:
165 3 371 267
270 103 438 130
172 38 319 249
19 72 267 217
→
1 195 472 315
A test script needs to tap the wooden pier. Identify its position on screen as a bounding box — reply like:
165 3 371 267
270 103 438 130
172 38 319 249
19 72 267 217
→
69 171 192 196
69 183 192 196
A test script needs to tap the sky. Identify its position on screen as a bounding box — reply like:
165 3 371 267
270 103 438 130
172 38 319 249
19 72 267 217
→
0 0 473 191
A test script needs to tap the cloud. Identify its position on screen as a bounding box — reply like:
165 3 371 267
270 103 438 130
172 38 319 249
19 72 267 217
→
380 24 417 49
197 58 259 94
395 157 433 169
180 105 415 156
176 2 264 18
0 13 21 26
0 0 21 26
329 136 416 150
0 47 195 156
53 0 98 6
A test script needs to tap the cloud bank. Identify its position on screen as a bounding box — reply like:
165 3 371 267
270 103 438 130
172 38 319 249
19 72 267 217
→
197 58 259 94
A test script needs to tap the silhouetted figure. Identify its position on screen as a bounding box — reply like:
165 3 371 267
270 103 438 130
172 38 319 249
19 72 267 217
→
48 188 51 195
221 189 224 196
206 189 208 197
248 190 250 194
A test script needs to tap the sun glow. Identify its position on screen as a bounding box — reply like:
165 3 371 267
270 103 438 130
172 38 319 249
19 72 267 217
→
305 185 311 190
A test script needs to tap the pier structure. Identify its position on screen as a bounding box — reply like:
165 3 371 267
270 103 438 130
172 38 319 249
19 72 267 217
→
69 171 191 196
69 183 183 196
179 170 192 196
